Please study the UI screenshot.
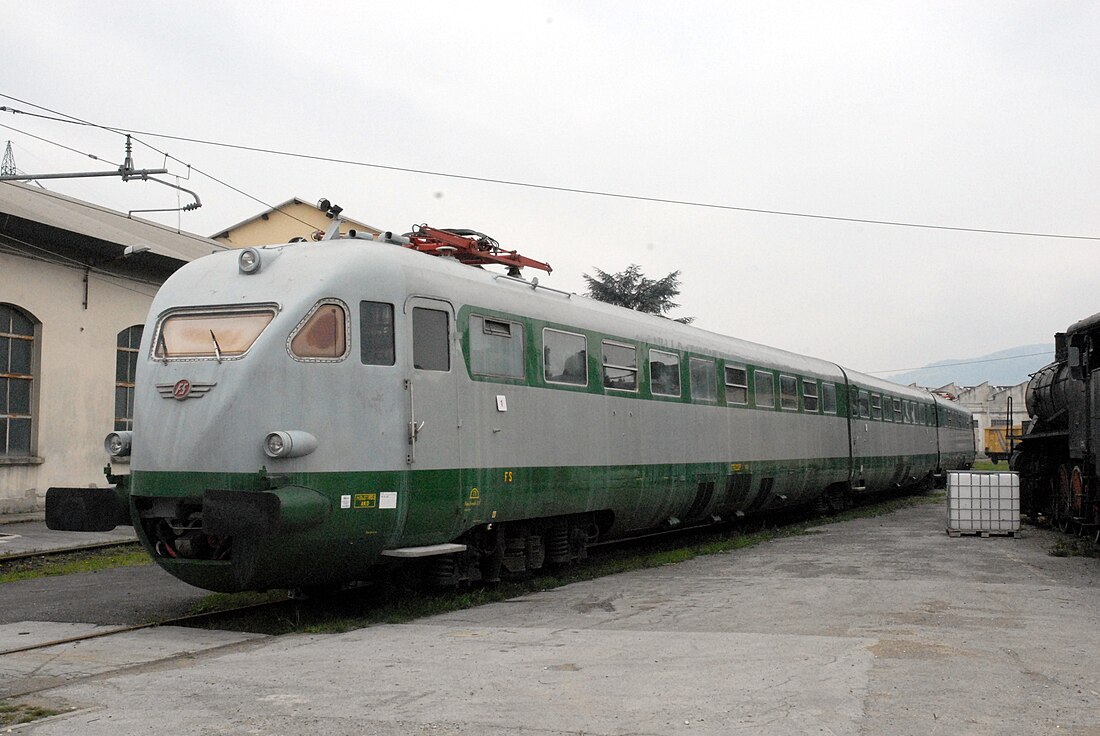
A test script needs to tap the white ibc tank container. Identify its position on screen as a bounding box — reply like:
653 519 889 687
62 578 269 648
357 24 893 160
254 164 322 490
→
947 471 1020 533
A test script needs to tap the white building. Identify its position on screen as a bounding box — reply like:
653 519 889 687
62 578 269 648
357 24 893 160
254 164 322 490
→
0 183 219 514
932 381 1030 459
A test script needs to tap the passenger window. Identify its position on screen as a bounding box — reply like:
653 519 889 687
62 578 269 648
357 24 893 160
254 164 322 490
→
780 375 798 410
649 349 681 397
822 382 837 414
871 393 882 420
893 398 903 422
544 328 587 386
470 315 525 379
802 379 819 412
755 370 775 409
859 390 871 419
360 301 395 366
290 301 348 360
724 365 748 405
602 341 637 391
413 307 450 371
689 358 717 402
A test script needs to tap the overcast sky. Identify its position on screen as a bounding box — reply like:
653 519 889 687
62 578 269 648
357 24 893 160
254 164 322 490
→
5 1 1098 376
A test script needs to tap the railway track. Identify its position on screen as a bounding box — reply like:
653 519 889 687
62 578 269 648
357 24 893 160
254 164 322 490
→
0 598 290 659
0 539 140 564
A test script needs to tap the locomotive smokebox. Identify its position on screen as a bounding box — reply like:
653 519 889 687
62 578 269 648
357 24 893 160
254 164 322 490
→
1026 361 1072 430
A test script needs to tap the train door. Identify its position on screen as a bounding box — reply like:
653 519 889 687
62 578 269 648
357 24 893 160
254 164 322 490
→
846 383 868 488
403 297 463 539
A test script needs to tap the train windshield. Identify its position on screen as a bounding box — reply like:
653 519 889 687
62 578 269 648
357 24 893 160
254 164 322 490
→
154 307 276 360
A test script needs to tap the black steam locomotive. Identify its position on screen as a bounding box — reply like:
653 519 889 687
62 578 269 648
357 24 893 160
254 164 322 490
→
1012 311 1100 539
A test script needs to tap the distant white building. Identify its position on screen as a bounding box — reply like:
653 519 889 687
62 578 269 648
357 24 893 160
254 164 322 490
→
931 381 1030 459
0 183 219 515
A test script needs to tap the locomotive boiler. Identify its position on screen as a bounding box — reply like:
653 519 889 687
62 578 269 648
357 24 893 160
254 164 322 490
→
1012 312 1100 537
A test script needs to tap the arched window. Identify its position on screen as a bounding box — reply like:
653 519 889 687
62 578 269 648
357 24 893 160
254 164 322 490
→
116 325 143 431
1 304 37 457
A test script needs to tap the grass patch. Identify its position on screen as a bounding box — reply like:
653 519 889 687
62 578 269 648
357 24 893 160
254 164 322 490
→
0 544 148 584
970 460 1004 472
1049 537 1100 558
187 489 941 636
0 702 64 726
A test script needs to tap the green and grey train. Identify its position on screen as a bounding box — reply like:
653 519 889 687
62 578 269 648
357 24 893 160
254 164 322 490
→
47 228 975 593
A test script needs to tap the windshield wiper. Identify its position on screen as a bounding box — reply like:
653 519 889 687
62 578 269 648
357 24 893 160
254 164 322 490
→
209 330 223 363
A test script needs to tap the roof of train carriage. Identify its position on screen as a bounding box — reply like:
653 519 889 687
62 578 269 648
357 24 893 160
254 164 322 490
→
178 234 943 404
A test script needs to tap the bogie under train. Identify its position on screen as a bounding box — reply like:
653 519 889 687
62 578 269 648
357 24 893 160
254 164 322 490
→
47 227 975 592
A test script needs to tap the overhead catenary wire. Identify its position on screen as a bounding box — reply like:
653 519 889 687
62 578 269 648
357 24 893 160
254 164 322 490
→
0 98 321 236
2 94 1098 243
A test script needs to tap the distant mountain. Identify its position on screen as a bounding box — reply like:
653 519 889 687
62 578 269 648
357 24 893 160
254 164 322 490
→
884 344 1054 388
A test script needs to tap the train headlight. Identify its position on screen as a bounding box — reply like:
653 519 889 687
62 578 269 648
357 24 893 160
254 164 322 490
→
239 248 262 274
263 430 318 459
105 431 133 458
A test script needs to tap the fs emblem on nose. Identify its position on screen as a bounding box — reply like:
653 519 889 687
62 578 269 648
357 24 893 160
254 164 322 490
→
156 380 217 401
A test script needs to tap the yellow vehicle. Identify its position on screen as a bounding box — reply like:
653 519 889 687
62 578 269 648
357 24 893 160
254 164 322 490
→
985 425 1023 463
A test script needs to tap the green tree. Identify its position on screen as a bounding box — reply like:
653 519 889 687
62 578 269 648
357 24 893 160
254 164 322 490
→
583 264 693 324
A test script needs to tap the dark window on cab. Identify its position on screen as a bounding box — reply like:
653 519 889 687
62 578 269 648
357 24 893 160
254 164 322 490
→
413 307 450 371
360 301 395 365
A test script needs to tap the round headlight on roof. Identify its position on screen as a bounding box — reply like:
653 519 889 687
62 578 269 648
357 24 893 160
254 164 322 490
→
239 248 262 274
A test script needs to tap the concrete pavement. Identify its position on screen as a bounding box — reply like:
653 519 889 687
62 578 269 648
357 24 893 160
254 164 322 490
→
5 499 1100 735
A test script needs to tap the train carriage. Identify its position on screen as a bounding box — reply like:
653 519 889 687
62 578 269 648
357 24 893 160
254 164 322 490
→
47 227 975 592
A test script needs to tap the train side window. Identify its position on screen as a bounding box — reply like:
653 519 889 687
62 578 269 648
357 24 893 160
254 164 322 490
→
893 398 903 422
649 349 681 397
755 370 775 409
470 315 525 379
602 340 637 391
802 379 819 412
544 328 587 386
413 307 450 371
360 301 395 366
689 358 717 402
822 382 837 414
882 396 893 422
724 365 748 405
871 393 882 420
289 300 349 361
859 390 871 419
780 375 798 410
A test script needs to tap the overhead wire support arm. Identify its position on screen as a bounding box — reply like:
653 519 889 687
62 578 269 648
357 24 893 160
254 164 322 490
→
0 168 168 182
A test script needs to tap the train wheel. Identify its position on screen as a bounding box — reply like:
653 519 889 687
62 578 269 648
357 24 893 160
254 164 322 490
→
1070 466 1085 536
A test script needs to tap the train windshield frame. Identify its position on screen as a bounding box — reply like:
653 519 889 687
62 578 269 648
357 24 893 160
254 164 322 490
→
153 304 279 361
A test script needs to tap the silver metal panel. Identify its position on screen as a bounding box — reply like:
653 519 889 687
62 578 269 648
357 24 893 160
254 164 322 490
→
131 239 967 481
